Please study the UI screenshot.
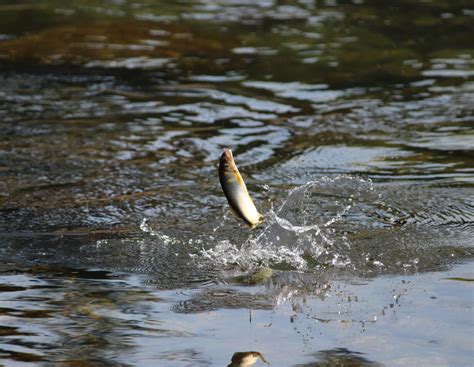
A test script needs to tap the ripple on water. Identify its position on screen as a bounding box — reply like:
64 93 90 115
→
185 175 473 277
243 81 345 103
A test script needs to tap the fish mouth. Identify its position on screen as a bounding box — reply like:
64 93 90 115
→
221 148 234 163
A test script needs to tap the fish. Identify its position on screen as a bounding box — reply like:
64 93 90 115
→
219 148 262 227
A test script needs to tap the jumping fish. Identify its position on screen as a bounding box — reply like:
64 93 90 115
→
219 149 262 227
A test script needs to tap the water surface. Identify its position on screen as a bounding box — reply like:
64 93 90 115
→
0 0 473 366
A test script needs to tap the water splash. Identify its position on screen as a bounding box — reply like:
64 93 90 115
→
139 217 157 235
135 175 472 277
139 218 174 245
198 176 365 270
199 239 307 269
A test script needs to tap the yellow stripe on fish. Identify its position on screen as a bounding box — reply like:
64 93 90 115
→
219 149 262 227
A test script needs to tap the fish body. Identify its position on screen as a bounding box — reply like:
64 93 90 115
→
219 149 262 226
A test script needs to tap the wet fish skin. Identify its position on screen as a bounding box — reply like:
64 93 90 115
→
219 149 262 226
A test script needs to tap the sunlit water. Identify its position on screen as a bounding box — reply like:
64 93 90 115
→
0 0 473 366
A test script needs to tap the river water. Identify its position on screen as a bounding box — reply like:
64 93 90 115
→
0 1 473 366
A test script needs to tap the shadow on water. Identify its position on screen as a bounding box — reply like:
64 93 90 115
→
0 0 473 365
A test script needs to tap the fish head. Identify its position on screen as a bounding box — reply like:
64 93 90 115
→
220 148 234 166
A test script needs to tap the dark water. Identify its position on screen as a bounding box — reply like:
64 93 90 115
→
0 0 473 366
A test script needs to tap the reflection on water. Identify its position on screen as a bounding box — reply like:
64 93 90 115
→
1 263 472 366
228 351 269 367
297 348 383 367
0 0 473 365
